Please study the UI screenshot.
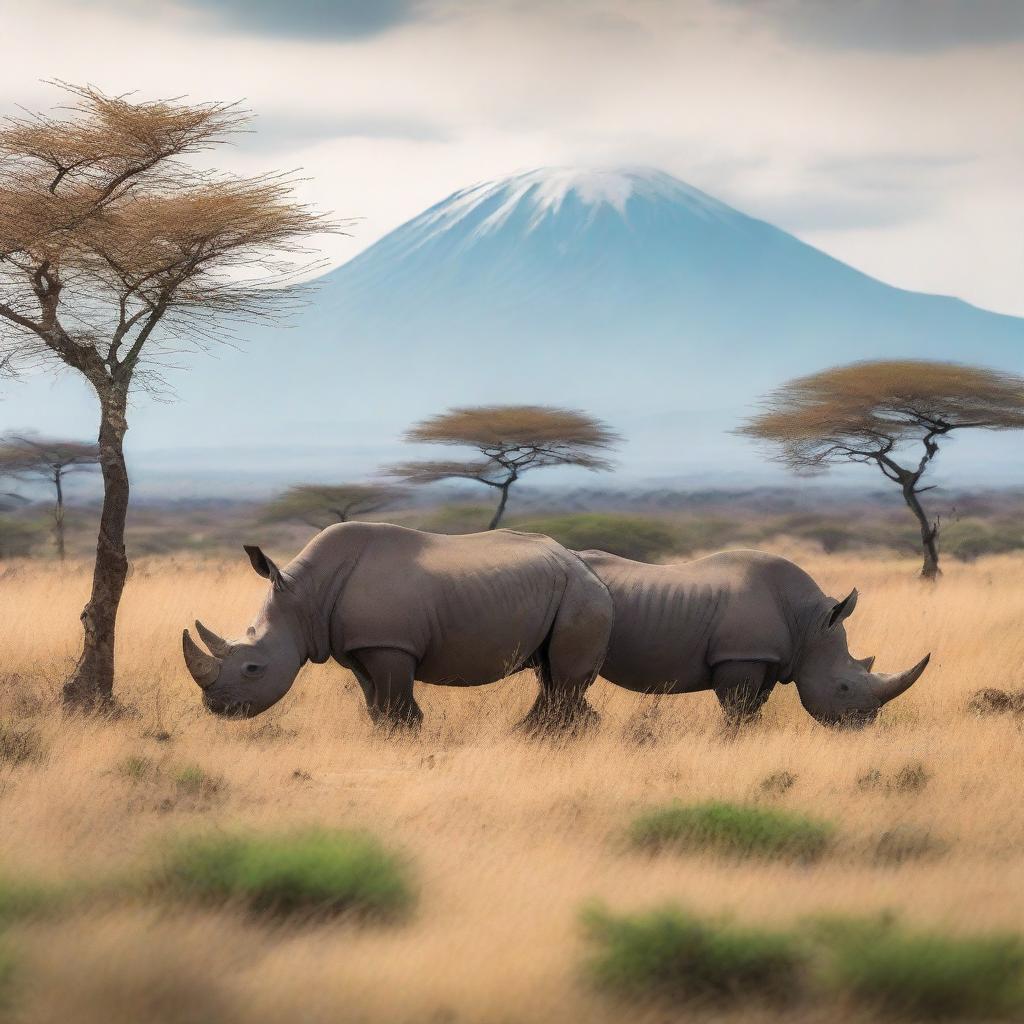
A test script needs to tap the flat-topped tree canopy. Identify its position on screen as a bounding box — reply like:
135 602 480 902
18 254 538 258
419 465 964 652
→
0 81 338 705
389 404 620 530
739 360 1024 578
404 404 619 467
0 83 334 385
741 361 1024 470
263 483 408 530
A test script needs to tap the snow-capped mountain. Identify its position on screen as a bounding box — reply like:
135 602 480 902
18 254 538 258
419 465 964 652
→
6 167 1024 489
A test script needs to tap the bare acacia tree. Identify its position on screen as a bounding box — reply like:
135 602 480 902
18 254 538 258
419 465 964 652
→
387 405 620 529
0 434 100 560
0 83 335 706
262 483 406 530
738 360 1024 578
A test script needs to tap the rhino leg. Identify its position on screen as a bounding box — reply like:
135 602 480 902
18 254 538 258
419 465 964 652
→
712 661 776 725
518 571 613 735
349 647 423 729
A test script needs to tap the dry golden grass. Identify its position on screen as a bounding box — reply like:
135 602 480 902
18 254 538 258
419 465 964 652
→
1 546 1023 1023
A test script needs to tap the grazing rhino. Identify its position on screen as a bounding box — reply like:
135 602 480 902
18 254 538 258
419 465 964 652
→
183 523 613 730
577 548 929 726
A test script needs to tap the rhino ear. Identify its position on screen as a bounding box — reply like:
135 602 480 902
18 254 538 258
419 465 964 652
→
826 588 858 630
244 544 282 587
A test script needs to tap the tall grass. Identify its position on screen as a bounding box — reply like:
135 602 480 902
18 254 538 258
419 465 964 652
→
0 552 1022 1022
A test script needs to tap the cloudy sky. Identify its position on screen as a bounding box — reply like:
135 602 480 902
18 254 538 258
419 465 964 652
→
4 0 1024 315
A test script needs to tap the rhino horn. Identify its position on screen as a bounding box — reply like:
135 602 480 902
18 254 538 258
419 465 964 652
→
871 654 930 704
857 655 876 671
183 629 221 689
195 619 231 659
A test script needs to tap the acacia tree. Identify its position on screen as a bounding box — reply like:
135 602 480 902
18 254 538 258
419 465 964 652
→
738 360 1024 578
262 483 406 530
387 405 620 529
0 84 333 706
0 434 100 560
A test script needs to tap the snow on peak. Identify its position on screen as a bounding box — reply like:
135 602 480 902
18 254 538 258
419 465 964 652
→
408 166 732 252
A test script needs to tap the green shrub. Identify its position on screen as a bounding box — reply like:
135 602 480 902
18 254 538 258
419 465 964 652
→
582 903 807 1005
155 829 412 919
820 917 1024 1019
629 801 832 862
513 513 677 562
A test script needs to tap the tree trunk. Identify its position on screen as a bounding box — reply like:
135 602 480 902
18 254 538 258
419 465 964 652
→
53 466 66 563
488 481 513 530
62 388 130 708
903 484 941 580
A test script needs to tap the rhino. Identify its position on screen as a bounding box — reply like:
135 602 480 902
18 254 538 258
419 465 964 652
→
183 522 613 730
577 548 930 726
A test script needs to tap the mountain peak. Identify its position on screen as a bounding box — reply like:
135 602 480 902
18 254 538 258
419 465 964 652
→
407 165 734 250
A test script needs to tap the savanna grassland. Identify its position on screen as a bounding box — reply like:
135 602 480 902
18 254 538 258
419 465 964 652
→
1 547 1023 1023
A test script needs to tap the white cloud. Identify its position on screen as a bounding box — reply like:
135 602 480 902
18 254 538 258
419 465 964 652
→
2 0 1023 313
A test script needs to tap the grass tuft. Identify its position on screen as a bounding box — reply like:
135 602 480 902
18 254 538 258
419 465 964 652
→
0 722 44 767
819 916 1024 1019
873 825 947 865
892 762 930 793
154 829 413 920
759 770 797 796
173 764 224 799
117 755 156 782
629 801 832 862
582 903 807 1005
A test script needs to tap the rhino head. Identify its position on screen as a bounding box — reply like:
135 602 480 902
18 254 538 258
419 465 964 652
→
793 588 930 727
182 545 306 718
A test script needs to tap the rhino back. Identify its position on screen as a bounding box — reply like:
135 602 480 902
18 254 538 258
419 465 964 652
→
332 526 571 685
579 549 812 693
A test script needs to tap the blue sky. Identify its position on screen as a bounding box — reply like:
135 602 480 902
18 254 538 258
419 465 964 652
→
2 0 1023 316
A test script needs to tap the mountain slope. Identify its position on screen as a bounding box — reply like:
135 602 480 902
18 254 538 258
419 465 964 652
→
5 167 1024 487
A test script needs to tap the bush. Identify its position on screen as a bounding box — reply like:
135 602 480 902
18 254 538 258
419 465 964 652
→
513 513 677 562
629 801 832 862
582 903 807 1005
820 917 1024 1019
155 829 412 919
